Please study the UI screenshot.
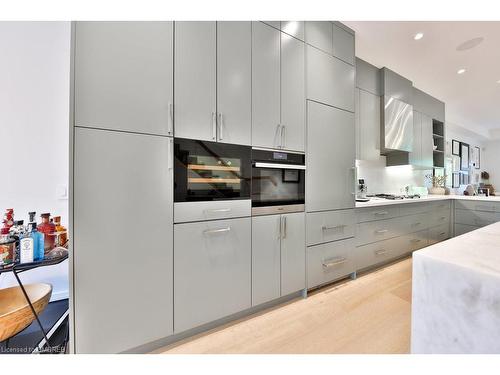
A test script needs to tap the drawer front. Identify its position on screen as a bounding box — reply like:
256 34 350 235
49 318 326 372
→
454 209 500 227
430 210 450 227
356 217 404 246
403 230 429 253
356 205 400 223
174 200 251 223
401 213 429 234
398 202 430 216
428 224 450 245
306 209 355 246
429 200 451 212
307 238 356 289
455 200 500 212
454 223 479 236
354 236 407 271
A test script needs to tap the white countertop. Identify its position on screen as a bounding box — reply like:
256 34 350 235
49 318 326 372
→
356 194 500 208
411 222 500 353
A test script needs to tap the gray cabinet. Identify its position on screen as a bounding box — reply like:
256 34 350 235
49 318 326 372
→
281 32 305 152
307 101 355 212
73 128 173 353
356 88 381 161
305 21 333 55
281 21 305 41
306 45 355 112
175 21 217 141
280 212 306 295
252 213 305 306
410 110 423 165
332 23 355 65
74 21 174 136
252 215 281 306
217 21 252 145
421 113 434 168
174 217 251 333
252 21 281 149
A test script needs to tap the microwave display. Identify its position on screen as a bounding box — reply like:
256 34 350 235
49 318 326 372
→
174 138 251 202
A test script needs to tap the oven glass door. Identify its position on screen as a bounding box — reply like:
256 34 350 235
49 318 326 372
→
174 138 251 202
251 166 305 207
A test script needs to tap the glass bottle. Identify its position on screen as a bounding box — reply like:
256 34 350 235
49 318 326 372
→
53 216 68 247
0 227 16 266
38 212 56 255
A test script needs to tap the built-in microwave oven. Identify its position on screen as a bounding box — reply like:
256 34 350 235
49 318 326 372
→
174 138 252 202
251 148 306 215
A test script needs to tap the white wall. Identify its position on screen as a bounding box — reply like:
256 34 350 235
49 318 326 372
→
0 21 70 300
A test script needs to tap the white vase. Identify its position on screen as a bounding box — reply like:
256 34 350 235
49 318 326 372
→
428 186 445 195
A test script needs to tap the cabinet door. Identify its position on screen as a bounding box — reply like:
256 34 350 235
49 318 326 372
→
281 212 306 295
217 21 252 145
332 23 355 65
73 128 173 353
421 113 434 168
307 101 355 212
281 21 305 41
252 215 281 306
175 22 216 141
305 21 333 55
306 45 355 112
281 32 305 152
174 217 251 333
410 110 423 166
358 89 381 161
252 22 281 149
75 22 173 136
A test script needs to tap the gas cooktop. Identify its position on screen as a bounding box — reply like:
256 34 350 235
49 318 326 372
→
367 193 421 200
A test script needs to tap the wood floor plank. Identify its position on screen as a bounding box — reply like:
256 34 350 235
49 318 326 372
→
157 257 413 354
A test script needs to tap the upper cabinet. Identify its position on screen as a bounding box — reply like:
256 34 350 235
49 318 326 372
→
74 21 174 136
174 22 217 142
281 21 305 41
306 45 355 112
305 21 355 65
252 22 305 151
175 22 251 145
217 21 252 145
355 88 381 161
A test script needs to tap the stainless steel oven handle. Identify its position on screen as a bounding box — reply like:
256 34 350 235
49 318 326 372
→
203 227 231 235
218 112 224 141
254 162 306 170
168 102 173 135
204 208 232 214
211 112 217 140
168 138 173 170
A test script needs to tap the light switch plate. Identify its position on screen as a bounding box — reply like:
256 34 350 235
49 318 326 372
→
56 184 68 200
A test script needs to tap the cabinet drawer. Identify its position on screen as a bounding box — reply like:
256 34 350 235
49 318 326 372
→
455 200 500 212
430 210 450 227
403 230 429 253
306 209 355 246
307 238 356 289
356 205 400 223
398 202 429 216
174 217 251 333
401 213 429 234
454 209 500 227
356 217 403 246
454 223 479 236
428 224 450 245
354 236 407 271
429 200 451 212
174 200 251 223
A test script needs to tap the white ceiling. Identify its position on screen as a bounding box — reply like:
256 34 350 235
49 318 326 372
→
344 21 500 138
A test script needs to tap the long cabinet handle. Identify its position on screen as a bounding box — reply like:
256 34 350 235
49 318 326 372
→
218 113 224 141
204 208 231 214
322 224 346 231
412 222 422 226
281 216 287 239
275 124 282 148
322 257 347 268
203 227 231 235
168 102 173 135
375 249 388 256
281 125 286 149
374 211 389 216
410 238 421 243
211 112 217 140
375 229 389 234
439 232 446 236
168 138 173 170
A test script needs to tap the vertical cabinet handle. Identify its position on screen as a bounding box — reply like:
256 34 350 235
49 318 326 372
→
281 125 286 149
281 216 287 239
168 102 173 135
168 138 173 170
211 112 217 140
218 113 224 141
275 124 282 148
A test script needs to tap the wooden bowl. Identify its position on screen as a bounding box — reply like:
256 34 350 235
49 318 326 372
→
0 283 52 342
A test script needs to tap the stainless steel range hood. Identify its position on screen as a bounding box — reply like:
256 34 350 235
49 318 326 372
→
380 68 414 165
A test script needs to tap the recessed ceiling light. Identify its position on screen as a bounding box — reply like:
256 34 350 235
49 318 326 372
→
497 79 500 84
414 32 424 40
457 68 466 75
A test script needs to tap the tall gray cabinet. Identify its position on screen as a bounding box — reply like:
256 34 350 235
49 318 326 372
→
71 21 174 353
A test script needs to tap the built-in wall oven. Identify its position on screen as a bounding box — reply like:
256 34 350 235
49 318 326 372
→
251 148 306 215
174 138 252 202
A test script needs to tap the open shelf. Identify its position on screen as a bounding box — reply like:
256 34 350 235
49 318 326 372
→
432 133 444 139
433 119 445 137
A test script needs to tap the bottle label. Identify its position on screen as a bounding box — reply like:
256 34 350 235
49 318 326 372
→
20 237 34 263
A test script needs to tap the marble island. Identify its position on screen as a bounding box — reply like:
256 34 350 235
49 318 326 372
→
411 221 500 353
356 194 500 208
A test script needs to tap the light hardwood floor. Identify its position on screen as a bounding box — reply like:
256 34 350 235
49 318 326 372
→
156 257 413 354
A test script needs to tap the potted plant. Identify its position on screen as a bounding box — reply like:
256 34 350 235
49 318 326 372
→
425 173 447 195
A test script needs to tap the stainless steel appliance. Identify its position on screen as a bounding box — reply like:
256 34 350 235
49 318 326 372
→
174 138 251 202
251 148 305 215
